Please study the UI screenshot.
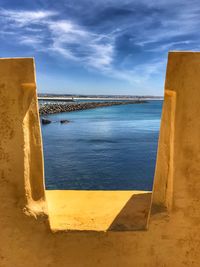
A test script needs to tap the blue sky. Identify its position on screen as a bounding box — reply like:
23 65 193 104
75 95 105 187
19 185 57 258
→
0 0 199 95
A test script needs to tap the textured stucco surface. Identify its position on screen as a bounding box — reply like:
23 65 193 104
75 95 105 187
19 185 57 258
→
46 190 151 231
1 53 200 267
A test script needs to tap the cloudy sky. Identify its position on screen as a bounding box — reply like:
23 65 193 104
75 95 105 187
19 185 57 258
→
0 0 199 95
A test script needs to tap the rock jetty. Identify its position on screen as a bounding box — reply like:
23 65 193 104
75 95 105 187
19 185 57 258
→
39 100 147 115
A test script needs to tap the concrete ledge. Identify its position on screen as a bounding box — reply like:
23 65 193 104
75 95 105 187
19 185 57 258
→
46 190 151 231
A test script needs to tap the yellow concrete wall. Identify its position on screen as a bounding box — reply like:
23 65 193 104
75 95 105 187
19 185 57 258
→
1 53 200 267
0 58 46 216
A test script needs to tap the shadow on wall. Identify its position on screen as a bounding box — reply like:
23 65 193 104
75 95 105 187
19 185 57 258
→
108 193 152 231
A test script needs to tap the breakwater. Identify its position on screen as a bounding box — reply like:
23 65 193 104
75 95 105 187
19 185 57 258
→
39 100 147 115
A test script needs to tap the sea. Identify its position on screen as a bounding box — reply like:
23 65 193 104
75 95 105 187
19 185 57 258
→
41 100 163 190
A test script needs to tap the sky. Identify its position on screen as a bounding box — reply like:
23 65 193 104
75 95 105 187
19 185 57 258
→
0 0 199 95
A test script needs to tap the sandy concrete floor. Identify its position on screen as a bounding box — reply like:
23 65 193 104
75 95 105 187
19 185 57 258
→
46 190 151 231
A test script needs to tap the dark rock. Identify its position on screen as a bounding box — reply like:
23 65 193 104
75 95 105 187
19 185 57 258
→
60 119 70 124
41 118 51 125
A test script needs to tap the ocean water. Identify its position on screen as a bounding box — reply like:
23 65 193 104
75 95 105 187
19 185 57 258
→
41 100 162 190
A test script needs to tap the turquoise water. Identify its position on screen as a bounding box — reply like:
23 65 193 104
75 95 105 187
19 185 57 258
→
41 100 162 190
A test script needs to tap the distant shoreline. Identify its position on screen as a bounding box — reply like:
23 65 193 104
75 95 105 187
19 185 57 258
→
38 96 163 102
39 100 147 115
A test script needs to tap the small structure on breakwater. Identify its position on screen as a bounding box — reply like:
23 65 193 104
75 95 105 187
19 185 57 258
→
38 96 74 102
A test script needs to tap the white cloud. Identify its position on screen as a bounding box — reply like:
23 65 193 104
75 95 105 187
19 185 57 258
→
48 20 89 39
0 3 199 91
0 9 56 26
0 9 115 72
87 43 113 69
146 41 194 52
0 8 174 90
133 4 200 47
46 20 114 70
19 36 43 48
105 59 166 86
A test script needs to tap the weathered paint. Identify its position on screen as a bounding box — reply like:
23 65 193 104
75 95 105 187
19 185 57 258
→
1 53 200 266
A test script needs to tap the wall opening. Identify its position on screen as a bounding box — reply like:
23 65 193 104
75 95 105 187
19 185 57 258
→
40 98 162 191
39 97 162 231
